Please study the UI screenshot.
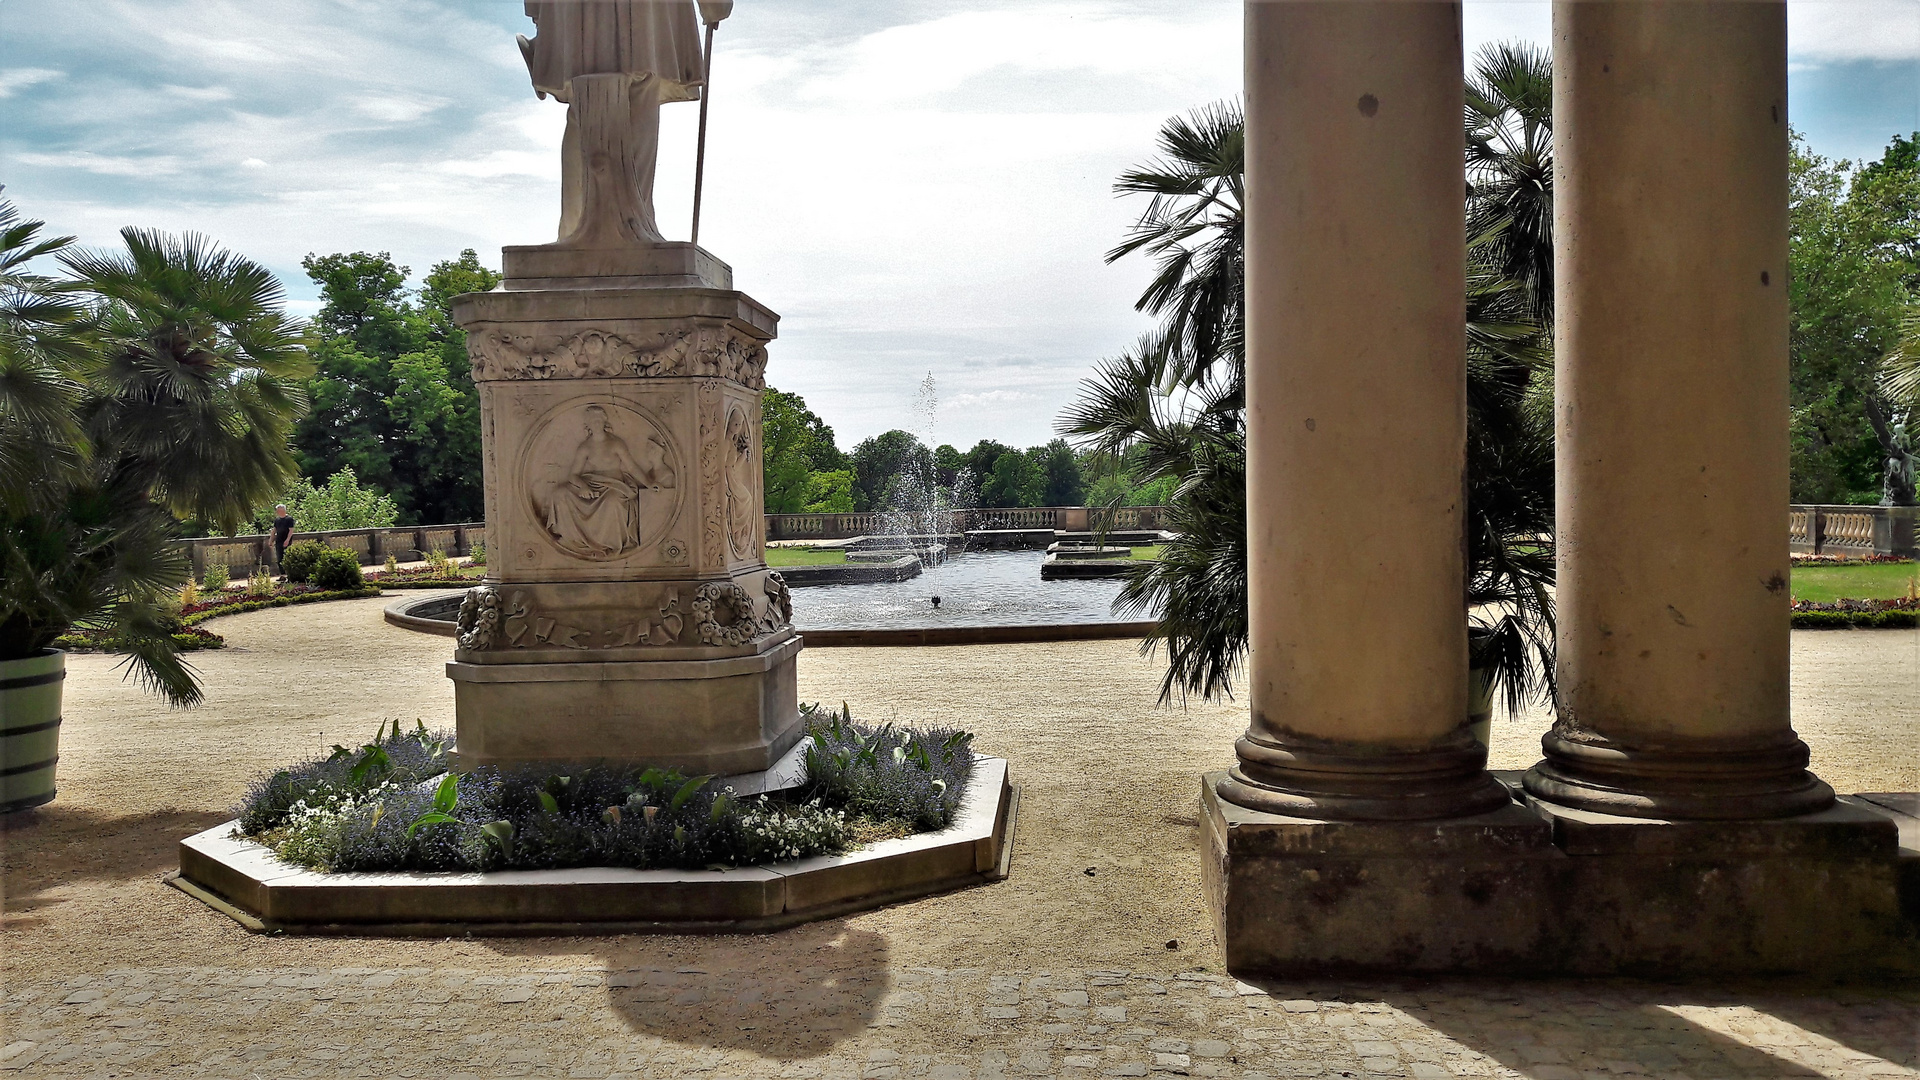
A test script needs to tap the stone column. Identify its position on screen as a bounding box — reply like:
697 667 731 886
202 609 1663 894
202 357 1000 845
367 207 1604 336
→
1219 0 1508 821
1523 0 1833 819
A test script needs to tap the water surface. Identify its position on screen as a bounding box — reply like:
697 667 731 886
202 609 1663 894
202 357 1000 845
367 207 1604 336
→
788 550 1140 630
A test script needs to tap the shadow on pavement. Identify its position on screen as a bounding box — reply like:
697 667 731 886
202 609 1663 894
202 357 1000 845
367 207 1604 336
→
0 804 229 924
486 919 891 1059
1237 977 1857 1078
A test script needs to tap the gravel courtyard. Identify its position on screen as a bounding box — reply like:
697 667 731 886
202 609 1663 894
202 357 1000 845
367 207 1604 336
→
1 595 1915 1077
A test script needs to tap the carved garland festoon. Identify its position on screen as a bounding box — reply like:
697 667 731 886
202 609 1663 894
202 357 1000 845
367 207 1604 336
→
466 323 767 388
691 580 760 646
456 586 500 651
454 576 790 653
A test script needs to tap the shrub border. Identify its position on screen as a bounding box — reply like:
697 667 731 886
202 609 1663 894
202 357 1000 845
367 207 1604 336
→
1791 609 1919 630
183 586 385 626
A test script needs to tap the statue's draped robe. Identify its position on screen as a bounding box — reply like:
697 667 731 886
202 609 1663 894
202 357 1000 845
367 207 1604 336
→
522 0 704 102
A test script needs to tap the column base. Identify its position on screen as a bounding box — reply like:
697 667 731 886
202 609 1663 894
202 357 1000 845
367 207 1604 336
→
1218 726 1512 821
1522 727 1836 820
1203 773 1920 977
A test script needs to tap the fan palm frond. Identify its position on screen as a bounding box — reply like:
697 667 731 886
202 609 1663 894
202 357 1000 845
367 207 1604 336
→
62 227 312 532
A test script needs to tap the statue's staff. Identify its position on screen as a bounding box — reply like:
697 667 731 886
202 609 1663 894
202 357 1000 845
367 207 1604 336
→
690 1 734 249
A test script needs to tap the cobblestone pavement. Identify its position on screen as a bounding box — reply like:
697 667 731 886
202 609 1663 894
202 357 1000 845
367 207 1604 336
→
3 963 1915 1079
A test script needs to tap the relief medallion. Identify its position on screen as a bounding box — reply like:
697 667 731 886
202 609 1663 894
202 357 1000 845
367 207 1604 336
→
521 399 683 562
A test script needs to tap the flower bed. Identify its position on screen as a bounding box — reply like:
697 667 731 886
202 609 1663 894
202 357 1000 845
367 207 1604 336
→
53 585 383 652
179 584 383 625
369 572 484 590
1790 554 1916 565
237 705 976 873
55 626 228 653
1791 596 1919 629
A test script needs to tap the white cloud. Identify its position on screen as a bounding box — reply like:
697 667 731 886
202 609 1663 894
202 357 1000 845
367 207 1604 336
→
1790 0 1920 62
0 67 62 98
162 84 235 102
352 94 451 124
0 0 1906 448
12 150 182 177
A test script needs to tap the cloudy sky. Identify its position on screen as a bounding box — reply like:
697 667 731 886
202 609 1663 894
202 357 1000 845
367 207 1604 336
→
3 1 1917 451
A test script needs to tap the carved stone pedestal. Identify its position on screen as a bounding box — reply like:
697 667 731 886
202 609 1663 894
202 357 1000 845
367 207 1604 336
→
448 246 801 776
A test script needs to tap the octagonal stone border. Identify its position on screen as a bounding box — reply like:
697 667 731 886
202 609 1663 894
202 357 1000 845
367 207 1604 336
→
170 758 1015 936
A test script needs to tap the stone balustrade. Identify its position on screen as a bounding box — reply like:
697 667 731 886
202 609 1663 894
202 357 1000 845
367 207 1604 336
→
1789 504 1918 558
172 523 483 578
764 505 1165 541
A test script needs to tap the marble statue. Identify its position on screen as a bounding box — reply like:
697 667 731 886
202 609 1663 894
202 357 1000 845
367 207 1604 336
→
518 0 707 246
449 0 795 778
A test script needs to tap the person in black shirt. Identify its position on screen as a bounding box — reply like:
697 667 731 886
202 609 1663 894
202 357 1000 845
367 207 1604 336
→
271 505 294 575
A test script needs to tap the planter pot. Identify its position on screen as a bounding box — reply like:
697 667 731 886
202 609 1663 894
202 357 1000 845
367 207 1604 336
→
1 649 64 814
1466 663 1494 749
1466 626 1495 749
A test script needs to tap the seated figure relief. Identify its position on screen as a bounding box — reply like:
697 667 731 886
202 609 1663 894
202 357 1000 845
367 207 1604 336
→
536 404 677 560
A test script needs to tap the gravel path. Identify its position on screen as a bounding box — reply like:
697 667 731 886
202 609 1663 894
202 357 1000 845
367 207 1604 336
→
1 596 1914 1077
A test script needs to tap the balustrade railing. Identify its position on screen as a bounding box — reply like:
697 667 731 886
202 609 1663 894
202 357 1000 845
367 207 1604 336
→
180 507 1181 574
172 523 483 578
1788 504 1918 559
763 506 1167 540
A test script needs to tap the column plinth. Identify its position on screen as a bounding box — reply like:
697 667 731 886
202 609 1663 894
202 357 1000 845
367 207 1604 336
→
1222 728 1510 822
1220 0 1504 822
1522 0 1832 820
1524 729 1832 821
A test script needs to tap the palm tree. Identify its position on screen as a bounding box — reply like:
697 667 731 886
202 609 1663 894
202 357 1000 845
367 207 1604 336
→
1061 101 1248 702
0 201 88 511
0 206 311 703
63 228 310 532
1062 43 1559 710
1466 41 1555 324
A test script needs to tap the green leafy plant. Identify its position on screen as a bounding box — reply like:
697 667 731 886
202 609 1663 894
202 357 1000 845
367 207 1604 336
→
407 773 462 837
310 547 365 590
201 561 230 593
467 540 486 568
250 466 399 533
279 539 326 583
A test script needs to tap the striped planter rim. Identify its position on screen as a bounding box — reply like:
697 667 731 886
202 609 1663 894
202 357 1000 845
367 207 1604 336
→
1 648 63 814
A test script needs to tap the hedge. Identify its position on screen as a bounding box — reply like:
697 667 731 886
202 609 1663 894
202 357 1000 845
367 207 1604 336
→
1791 609 1918 630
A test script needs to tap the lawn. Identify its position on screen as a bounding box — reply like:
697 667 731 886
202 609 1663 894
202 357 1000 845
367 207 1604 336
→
1791 561 1920 603
764 546 848 567
1128 544 1163 561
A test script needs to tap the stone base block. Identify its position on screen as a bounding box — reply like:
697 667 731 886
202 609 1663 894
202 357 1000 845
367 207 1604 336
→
500 241 733 291
1201 773 1920 979
449 636 800 776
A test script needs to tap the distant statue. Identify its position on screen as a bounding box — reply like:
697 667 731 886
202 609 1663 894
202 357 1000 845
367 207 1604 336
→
1869 403 1918 507
540 405 677 559
517 0 709 247
1884 426 1917 507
